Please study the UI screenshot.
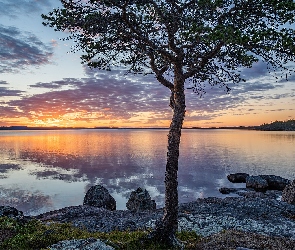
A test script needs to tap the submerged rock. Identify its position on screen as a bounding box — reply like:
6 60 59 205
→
227 173 249 183
126 187 156 211
83 185 116 211
282 180 295 205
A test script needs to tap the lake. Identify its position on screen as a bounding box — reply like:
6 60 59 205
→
0 129 294 216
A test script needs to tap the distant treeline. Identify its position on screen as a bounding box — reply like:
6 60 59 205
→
258 119 295 131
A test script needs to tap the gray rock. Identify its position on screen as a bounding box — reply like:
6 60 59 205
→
0 206 23 219
282 180 295 204
49 238 114 250
246 176 268 191
259 175 290 191
219 187 238 194
83 185 116 211
36 195 295 239
126 187 156 211
227 173 249 183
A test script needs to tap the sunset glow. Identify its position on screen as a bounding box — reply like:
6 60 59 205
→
0 0 294 128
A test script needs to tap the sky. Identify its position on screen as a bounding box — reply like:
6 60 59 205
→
0 0 294 128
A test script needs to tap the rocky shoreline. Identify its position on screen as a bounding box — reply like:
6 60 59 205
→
2 173 295 249
32 190 295 249
31 190 295 238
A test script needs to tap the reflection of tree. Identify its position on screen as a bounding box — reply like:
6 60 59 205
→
0 187 53 215
0 164 23 179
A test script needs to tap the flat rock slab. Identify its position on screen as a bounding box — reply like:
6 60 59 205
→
35 196 295 239
49 238 114 250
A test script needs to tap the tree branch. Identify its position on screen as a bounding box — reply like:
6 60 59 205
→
120 4 176 62
149 53 174 90
184 41 224 79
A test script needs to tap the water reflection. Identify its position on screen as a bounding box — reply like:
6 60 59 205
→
0 164 22 178
0 129 294 215
0 186 53 215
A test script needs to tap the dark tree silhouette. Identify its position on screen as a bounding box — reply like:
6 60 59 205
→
42 0 295 246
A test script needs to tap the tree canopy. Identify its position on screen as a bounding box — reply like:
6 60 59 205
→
42 0 295 94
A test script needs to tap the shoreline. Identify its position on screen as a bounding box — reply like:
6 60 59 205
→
30 189 295 238
2 188 295 249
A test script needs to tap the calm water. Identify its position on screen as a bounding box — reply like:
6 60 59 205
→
0 129 294 215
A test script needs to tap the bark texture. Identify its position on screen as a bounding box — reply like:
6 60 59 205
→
150 68 186 246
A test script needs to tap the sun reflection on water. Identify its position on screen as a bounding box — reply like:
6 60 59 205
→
0 129 294 215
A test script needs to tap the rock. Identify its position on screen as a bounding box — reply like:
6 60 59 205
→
236 190 281 200
49 238 114 250
83 185 116 211
0 206 23 219
259 175 290 191
126 187 156 211
282 180 295 204
219 187 238 194
246 176 268 191
227 173 249 183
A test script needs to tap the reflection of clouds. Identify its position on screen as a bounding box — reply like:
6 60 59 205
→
20 149 158 184
0 164 23 178
13 140 230 208
1 130 294 212
29 168 88 183
0 187 53 215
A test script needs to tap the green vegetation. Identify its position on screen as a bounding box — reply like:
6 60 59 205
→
0 217 201 249
259 119 295 131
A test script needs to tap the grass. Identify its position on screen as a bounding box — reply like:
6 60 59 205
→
0 217 201 249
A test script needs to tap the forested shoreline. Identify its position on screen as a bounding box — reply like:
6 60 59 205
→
258 119 295 131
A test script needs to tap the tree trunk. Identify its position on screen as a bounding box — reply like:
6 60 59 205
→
150 70 186 246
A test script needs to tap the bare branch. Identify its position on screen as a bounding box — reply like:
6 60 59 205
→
184 41 224 79
120 4 176 63
149 53 174 90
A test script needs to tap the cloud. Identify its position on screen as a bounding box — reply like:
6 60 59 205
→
0 106 23 119
1 62 291 126
0 0 52 17
0 25 54 73
0 81 25 97
15 72 171 123
0 87 23 97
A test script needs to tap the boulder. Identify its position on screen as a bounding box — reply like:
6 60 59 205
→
246 176 268 191
0 206 23 219
282 180 295 204
83 185 116 211
259 175 290 191
219 187 239 194
126 187 156 211
227 173 249 183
